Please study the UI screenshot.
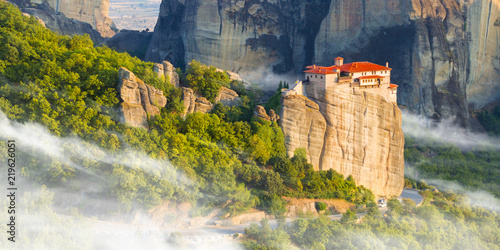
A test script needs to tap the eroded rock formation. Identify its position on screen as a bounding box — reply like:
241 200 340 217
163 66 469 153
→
117 67 167 129
215 87 240 107
146 0 500 126
254 105 279 122
10 0 114 38
181 87 213 115
181 86 240 115
16 4 104 42
280 85 405 197
154 61 180 87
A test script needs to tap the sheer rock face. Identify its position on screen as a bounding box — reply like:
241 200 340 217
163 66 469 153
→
280 85 405 197
104 31 153 60
464 0 500 109
17 6 104 43
11 0 115 38
117 67 167 129
146 0 500 125
42 0 114 37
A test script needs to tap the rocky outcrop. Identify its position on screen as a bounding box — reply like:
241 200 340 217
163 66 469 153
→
254 105 279 122
117 67 167 129
146 0 500 126
215 87 239 106
153 61 180 87
10 0 114 38
280 84 405 197
18 5 104 43
182 86 240 115
181 87 213 115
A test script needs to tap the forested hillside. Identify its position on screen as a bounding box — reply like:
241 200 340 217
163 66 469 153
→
243 190 500 249
0 2 373 217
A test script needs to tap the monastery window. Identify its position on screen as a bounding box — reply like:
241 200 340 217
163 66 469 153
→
315 75 317 78
320 76 323 79
307 76 309 80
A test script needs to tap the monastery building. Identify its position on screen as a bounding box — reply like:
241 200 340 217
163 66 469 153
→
285 57 398 103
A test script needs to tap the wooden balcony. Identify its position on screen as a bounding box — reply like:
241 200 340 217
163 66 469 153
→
338 76 352 84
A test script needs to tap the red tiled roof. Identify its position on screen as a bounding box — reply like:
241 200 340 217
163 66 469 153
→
358 75 384 79
304 65 338 74
335 57 343 60
389 84 398 88
304 61 391 74
340 62 391 73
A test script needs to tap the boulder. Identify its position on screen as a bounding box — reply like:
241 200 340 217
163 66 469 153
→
215 87 239 106
253 105 280 122
253 105 271 121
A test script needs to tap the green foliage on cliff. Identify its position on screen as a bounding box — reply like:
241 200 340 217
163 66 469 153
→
0 2 275 215
243 190 500 249
182 60 230 102
477 106 500 135
404 136 500 198
0 2 370 219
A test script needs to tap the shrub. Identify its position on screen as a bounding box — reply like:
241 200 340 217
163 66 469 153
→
315 201 327 211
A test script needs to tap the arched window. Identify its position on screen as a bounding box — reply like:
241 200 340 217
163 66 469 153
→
307 76 309 80
320 76 323 79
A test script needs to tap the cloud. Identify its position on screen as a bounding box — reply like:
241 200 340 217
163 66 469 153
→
401 110 500 150
0 110 192 187
423 179 500 213
0 111 242 249
401 112 500 213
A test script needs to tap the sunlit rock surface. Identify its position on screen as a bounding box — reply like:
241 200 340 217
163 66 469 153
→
181 86 240 116
10 0 115 38
280 84 405 197
117 67 167 129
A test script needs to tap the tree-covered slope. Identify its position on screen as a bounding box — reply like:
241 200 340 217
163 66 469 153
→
0 1 374 217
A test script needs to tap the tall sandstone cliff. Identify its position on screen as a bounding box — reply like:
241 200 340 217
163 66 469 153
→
147 0 500 126
10 0 115 38
280 85 405 197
